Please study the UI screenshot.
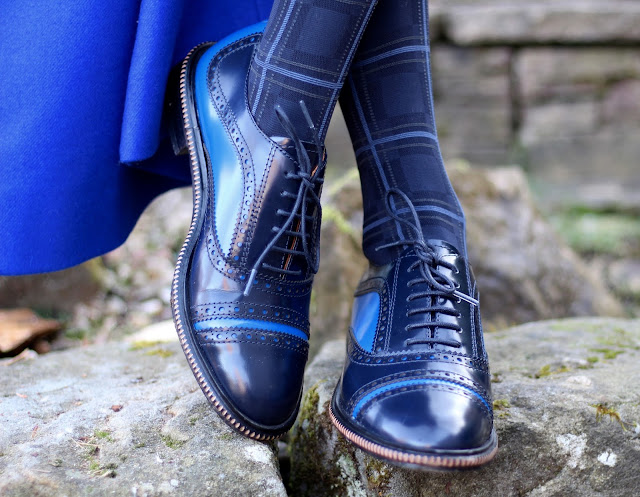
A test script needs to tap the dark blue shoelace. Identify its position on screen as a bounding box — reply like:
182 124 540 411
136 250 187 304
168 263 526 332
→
375 188 478 348
244 101 325 296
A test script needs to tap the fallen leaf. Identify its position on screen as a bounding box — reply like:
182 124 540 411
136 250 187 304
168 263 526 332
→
0 309 61 354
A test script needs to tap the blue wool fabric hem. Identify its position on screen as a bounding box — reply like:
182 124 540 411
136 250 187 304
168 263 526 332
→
0 0 274 275
247 0 378 143
340 0 467 265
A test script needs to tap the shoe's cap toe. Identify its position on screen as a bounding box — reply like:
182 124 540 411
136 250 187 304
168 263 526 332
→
200 334 308 429
355 383 493 452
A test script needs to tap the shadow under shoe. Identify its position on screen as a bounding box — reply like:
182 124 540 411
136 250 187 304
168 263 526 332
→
167 22 326 440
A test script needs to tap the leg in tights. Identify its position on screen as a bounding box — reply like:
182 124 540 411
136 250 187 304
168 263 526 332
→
340 0 467 265
248 0 378 145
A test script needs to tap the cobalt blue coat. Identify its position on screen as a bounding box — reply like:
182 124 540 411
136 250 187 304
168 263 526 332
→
0 0 273 275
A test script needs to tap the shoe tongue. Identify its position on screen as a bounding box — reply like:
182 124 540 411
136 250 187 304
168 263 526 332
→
424 239 461 257
270 136 323 169
401 239 461 261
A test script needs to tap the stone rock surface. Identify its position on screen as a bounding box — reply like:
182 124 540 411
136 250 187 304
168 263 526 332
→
439 2 640 45
0 341 286 497
289 318 640 497
0 263 101 313
449 165 625 327
431 46 513 166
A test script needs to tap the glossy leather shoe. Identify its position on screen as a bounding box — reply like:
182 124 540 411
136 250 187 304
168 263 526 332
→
330 189 497 469
167 22 326 440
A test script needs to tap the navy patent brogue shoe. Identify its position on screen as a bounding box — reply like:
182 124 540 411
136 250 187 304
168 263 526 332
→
330 190 497 469
167 23 326 440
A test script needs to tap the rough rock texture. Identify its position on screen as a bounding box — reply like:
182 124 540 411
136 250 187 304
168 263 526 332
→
431 46 513 166
0 263 101 313
289 318 640 497
449 165 625 327
426 1 640 209
0 341 286 497
439 2 640 45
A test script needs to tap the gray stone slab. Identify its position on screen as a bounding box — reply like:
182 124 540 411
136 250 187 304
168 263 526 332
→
516 48 640 104
440 2 640 45
0 342 286 497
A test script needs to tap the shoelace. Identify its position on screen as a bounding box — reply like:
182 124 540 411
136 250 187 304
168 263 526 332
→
374 188 478 348
244 101 325 296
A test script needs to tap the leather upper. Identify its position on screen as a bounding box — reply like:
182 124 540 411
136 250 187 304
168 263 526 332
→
333 241 494 453
184 27 325 430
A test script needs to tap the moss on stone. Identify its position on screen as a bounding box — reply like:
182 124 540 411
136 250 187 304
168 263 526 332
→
143 348 174 358
591 403 627 431
596 327 639 350
364 456 392 495
534 364 571 378
161 434 186 450
550 211 640 256
93 430 113 442
129 340 164 351
289 383 351 497
590 348 625 360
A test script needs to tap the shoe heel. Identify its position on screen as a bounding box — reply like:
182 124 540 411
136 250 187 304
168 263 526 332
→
165 63 189 156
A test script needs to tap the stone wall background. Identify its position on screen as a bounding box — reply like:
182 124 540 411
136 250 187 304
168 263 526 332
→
428 0 640 208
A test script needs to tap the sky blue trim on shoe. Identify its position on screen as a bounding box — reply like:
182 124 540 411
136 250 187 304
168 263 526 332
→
352 379 491 418
194 21 267 257
351 292 380 352
193 318 308 341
